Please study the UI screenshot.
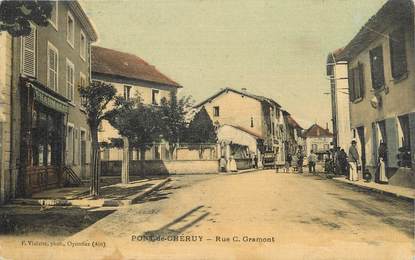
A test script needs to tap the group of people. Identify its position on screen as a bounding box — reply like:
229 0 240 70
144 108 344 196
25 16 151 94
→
331 139 388 183
219 155 238 172
284 146 308 173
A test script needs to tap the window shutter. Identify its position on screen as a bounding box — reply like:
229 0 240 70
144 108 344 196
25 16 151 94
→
385 118 399 168
22 25 36 77
348 68 354 101
74 128 79 165
358 63 365 99
48 48 57 90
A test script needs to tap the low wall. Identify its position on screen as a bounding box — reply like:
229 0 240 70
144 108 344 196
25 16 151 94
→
101 160 219 176
235 159 252 170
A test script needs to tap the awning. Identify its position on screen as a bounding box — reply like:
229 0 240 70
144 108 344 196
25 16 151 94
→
29 83 69 114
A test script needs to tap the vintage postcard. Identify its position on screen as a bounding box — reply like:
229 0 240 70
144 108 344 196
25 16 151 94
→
0 0 413 259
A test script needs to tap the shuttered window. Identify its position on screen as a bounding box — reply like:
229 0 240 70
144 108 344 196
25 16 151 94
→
66 12 75 47
49 1 58 30
80 30 87 60
66 59 74 101
22 24 37 77
348 63 365 102
369 46 385 90
47 42 58 91
390 28 407 80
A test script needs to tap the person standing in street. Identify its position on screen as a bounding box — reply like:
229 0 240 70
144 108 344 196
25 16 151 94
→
377 141 388 184
219 156 227 172
297 146 304 173
348 140 360 181
308 150 318 174
338 149 349 177
229 155 238 172
284 153 292 173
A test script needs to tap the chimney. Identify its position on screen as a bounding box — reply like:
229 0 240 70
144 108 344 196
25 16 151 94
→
326 122 329 130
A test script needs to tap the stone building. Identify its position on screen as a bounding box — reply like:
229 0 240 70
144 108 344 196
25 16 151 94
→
91 46 182 161
1 1 97 202
330 0 414 187
303 124 333 161
195 87 286 165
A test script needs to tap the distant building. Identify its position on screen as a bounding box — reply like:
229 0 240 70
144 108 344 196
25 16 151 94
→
91 46 182 161
329 0 414 188
194 88 285 165
304 124 333 161
282 110 304 157
1 1 98 202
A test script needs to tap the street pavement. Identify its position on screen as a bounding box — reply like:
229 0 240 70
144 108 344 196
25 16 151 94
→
2 170 413 260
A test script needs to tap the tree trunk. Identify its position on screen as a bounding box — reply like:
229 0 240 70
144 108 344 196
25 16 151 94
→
90 128 100 197
121 137 129 184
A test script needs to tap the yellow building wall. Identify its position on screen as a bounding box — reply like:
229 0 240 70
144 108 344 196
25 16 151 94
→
348 25 415 167
97 80 173 143
201 91 265 139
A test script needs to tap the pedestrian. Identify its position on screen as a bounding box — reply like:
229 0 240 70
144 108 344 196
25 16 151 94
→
284 153 292 173
348 140 360 181
308 150 317 174
292 153 298 172
377 141 388 184
229 155 237 172
297 146 304 173
219 156 227 172
338 149 348 177
253 155 258 169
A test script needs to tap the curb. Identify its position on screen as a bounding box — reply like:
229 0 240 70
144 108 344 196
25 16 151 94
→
219 168 263 176
332 178 414 201
11 178 172 208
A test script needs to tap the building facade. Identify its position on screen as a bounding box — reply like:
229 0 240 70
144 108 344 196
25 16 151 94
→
1 1 98 201
326 54 352 152
195 88 286 165
91 46 182 161
331 0 414 188
304 124 333 161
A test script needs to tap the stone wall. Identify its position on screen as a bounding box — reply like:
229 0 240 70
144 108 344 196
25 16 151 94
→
101 160 220 176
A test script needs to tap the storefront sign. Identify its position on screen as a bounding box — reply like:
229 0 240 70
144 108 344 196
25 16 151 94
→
32 85 69 114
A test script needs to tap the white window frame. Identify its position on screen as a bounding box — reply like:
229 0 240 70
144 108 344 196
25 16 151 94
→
47 41 59 91
66 58 75 102
48 1 58 31
66 11 75 48
80 29 87 61
21 23 37 77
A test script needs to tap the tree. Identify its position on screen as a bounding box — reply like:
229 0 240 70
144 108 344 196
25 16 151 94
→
107 96 163 158
184 107 217 143
79 81 117 197
0 0 52 37
159 94 193 157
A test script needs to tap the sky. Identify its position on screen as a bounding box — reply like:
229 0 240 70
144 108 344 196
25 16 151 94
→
81 0 387 129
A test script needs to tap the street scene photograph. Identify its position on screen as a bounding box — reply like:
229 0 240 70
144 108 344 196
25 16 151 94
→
0 0 414 259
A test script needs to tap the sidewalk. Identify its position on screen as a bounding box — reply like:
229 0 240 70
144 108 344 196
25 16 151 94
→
12 176 171 207
333 176 414 200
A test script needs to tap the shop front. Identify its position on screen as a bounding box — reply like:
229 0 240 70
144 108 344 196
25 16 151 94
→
18 78 69 196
